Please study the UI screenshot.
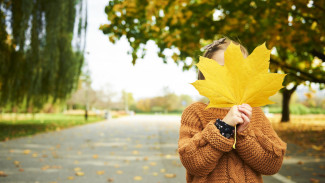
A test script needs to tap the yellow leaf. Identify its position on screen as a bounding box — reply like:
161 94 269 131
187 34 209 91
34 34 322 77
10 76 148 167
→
0 171 8 177
312 145 323 151
192 42 286 108
23 149 31 155
133 176 142 181
116 170 123 174
75 172 84 176
74 167 81 172
96 170 105 175
67 176 74 180
14 161 20 166
165 173 176 178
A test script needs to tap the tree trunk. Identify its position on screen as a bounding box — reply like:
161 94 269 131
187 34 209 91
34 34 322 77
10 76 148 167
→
281 85 298 123
85 108 88 121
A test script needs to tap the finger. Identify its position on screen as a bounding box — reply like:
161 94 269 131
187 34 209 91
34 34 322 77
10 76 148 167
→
242 103 252 111
239 106 252 117
235 117 244 124
238 107 251 118
241 113 250 123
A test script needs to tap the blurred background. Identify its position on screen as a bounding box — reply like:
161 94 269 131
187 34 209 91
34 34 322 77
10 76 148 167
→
0 0 324 183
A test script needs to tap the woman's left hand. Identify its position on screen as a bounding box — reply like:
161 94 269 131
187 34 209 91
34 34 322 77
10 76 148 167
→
237 103 252 133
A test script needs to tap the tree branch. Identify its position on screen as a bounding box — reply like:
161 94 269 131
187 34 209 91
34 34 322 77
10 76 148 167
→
270 58 325 84
311 49 325 61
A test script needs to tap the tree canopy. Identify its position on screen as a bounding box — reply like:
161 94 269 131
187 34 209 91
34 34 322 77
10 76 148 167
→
0 0 87 110
100 0 324 85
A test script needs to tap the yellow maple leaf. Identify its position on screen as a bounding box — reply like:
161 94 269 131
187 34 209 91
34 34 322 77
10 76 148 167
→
192 42 286 108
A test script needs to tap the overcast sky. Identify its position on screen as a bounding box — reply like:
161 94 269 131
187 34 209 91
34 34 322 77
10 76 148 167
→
85 0 201 101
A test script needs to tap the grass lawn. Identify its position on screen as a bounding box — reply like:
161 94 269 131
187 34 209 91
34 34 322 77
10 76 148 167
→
0 113 103 141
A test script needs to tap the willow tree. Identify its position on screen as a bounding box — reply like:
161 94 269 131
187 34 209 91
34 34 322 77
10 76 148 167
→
100 0 325 122
0 0 87 111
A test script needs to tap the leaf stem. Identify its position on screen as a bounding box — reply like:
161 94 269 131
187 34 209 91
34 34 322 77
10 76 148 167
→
233 125 236 149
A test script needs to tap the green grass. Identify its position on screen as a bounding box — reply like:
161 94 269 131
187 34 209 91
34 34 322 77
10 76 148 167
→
0 113 103 141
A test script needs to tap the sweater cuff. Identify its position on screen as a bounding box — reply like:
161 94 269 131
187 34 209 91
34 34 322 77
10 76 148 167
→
202 120 234 152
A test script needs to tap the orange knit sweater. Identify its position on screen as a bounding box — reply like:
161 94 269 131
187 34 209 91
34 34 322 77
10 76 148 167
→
178 102 287 183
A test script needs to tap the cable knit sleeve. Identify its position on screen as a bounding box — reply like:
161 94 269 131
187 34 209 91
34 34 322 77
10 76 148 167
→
178 104 234 176
235 107 287 175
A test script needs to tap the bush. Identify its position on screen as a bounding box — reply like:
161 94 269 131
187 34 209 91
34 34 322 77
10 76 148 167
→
268 104 325 114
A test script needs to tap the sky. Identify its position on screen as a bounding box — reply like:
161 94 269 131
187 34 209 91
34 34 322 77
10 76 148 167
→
85 0 324 102
86 0 200 101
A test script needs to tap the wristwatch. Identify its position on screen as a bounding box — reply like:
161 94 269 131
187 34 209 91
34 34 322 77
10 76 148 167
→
215 118 235 139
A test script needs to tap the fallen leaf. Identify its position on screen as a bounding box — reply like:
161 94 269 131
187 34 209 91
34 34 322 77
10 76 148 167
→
297 161 304 165
310 178 320 183
19 168 24 172
93 154 98 159
135 144 142 148
75 172 84 176
149 162 156 166
74 167 81 172
14 161 20 166
312 145 323 151
23 149 31 155
42 165 50 170
165 173 176 178
96 170 105 175
160 169 166 173
133 176 142 181
142 166 149 170
132 150 139 155
107 178 114 182
67 176 74 180
0 171 8 177
152 172 158 176
116 170 123 174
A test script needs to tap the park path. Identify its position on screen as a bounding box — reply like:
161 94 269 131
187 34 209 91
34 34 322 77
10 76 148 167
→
0 115 324 183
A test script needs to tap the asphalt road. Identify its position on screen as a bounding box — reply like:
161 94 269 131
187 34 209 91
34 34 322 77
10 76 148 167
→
0 115 324 183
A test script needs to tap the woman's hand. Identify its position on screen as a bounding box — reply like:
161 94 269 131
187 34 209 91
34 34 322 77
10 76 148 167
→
237 103 252 133
222 105 244 127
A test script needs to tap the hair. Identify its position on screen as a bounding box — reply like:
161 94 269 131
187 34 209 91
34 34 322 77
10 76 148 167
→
198 37 249 80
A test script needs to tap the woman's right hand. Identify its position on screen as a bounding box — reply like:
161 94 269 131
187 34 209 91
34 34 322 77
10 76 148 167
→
222 105 244 127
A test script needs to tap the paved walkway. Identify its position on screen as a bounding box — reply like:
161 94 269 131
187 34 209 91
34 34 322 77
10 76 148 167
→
0 115 324 183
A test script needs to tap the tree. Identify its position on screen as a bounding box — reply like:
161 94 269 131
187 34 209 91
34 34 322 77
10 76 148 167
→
0 0 87 110
100 0 325 122
121 90 135 111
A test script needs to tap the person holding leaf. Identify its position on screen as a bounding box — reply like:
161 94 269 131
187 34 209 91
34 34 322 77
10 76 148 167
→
178 38 287 183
